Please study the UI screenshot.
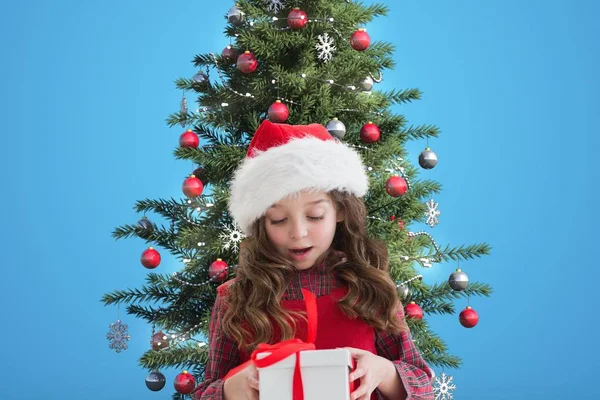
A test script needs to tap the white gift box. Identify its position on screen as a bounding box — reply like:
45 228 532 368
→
256 348 353 400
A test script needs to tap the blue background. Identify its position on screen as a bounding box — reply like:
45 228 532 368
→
2 0 598 399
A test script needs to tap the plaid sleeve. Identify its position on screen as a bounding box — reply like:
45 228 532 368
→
191 290 241 400
375 305 434 400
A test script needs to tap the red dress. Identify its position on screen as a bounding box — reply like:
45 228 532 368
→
237 285 377 363
193 260 434 400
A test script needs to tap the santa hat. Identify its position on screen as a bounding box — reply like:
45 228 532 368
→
228 119 369 234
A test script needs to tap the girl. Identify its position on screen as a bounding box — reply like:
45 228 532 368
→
193 120 434 400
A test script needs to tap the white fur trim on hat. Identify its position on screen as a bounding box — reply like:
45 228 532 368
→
228 137 369 234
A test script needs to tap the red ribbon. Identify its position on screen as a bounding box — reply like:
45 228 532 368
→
251 339 316 400
223 289 354 400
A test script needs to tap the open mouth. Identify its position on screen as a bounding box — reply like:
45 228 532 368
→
289 247 313 254
288 247 314 260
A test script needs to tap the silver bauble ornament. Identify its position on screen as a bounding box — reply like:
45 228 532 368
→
135 216 154 239
227 5 245 26
358 76 373 92
326 118 346 139
145 370 166 392
419 147 438 169
192 71 208 83
397 284 410 300
448 268 469 291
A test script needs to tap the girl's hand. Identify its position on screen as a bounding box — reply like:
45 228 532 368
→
343 347 396 400
223 363 259 400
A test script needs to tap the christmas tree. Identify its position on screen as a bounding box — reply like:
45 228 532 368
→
103 1 492 397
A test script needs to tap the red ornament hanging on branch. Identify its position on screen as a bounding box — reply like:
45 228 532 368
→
182 174 204 198
405 302 423 319
237 51 258 74
179 129 199 148
360 121 380 143
385 175 408 197
221 45 238 63
141 247 161 269
287 8 307 30
268 100 289 123
389 215 405 230
350 28 371 51
209 258 229 282
151 331 169 351
459 306 479 328
174 371 196 395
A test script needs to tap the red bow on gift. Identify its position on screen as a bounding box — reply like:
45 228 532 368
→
223 289 356 400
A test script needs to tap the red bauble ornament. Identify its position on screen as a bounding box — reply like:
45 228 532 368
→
221 45 238 63
151 331 169 351
459 306 479 328
141 247 161 269
268 100 289 123
179 129 199 148
174 371 196 395
385 176 408 197
209 258 229 282
237 51 258 74
360 121 381 143
350 28 371 51
389 215 405 230
287 8 307 30
405 302 423 319
182 175 204 198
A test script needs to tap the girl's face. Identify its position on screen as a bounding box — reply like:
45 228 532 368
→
264 190 343 270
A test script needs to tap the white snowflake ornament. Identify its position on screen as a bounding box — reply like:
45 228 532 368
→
219 223 246 253
106 320 130 353
425 198 440 228
266 0 284 13
433 372 457 400
316 33 335 62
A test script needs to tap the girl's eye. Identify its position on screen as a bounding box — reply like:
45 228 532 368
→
270 216 323 224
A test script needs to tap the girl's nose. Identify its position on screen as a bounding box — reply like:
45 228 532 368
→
289 220 308 239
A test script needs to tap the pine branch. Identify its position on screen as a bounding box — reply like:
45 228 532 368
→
174 77 213 94
101 285 179 306
111 222 189 258
127 304 207 333
193 53 218 68
192 125 223 146
390 242 492 267
132 197 185 217
139 343 209 370
400 124 441 141
428 281 493 300
174 144 245 182
435 243 493 262
406 179 444 201
420 351 462 369
407 320 462 368
419 298 456 315
364 41 396 69
165 111 194 128
380 88 422 105
354 3 390 23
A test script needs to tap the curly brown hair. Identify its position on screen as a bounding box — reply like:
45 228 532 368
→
220 190 408 352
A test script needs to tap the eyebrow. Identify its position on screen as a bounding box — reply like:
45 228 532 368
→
269 199 329 209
